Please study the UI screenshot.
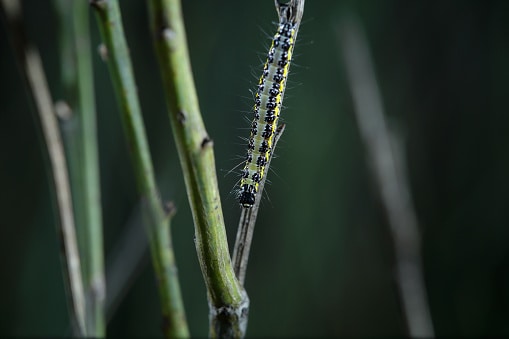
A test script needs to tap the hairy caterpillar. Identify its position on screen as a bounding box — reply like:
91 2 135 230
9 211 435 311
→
238 0 305 208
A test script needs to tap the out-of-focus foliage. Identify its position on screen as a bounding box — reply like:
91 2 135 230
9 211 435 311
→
1 0 508 336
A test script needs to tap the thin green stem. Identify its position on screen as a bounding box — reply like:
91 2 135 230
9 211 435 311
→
53 0 86 283
147 0 248 337
1 0 86 335
54 0 106 335
74 1 105 335
90 0 188 337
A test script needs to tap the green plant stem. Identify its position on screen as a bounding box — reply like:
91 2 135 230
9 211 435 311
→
147 0 248 337
77 1 106 335
54 0 106 335
53 1 84 274
90 1 188 337
1 0 86 335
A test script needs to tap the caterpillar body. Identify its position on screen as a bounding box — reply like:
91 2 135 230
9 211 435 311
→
238 0 304 208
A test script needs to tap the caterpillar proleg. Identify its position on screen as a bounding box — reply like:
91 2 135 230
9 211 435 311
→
238 0 305 208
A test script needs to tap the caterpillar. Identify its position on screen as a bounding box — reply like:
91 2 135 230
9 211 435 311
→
238 0 305 208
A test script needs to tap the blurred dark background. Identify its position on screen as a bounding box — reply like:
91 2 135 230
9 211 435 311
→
1 0 509 337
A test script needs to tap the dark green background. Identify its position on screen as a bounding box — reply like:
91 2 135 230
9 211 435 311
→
1 0 508 336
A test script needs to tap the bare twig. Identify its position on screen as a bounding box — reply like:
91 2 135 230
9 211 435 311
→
337 15 434 337
232 124 285 286
147 0 248 337
54 0 106 335
73 3 105 335
1 0 86 335
91 0 189 337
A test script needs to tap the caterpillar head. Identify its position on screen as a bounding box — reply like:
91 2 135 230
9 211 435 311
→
239 184 256 208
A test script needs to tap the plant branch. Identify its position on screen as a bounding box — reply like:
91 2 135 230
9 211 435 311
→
1 0 86 335
147 0 248 337
232 124 285 286
90 0 189 337
74 3 105 335
337 15 435 338
54 0 106 335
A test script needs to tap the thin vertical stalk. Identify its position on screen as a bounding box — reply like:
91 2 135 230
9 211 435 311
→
90 0 188 337
53 0 86 283
147 0 248 337
74 1 105 335
54 0 106 335
337 15 434 337
1 0 86 335
232 124 285 286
